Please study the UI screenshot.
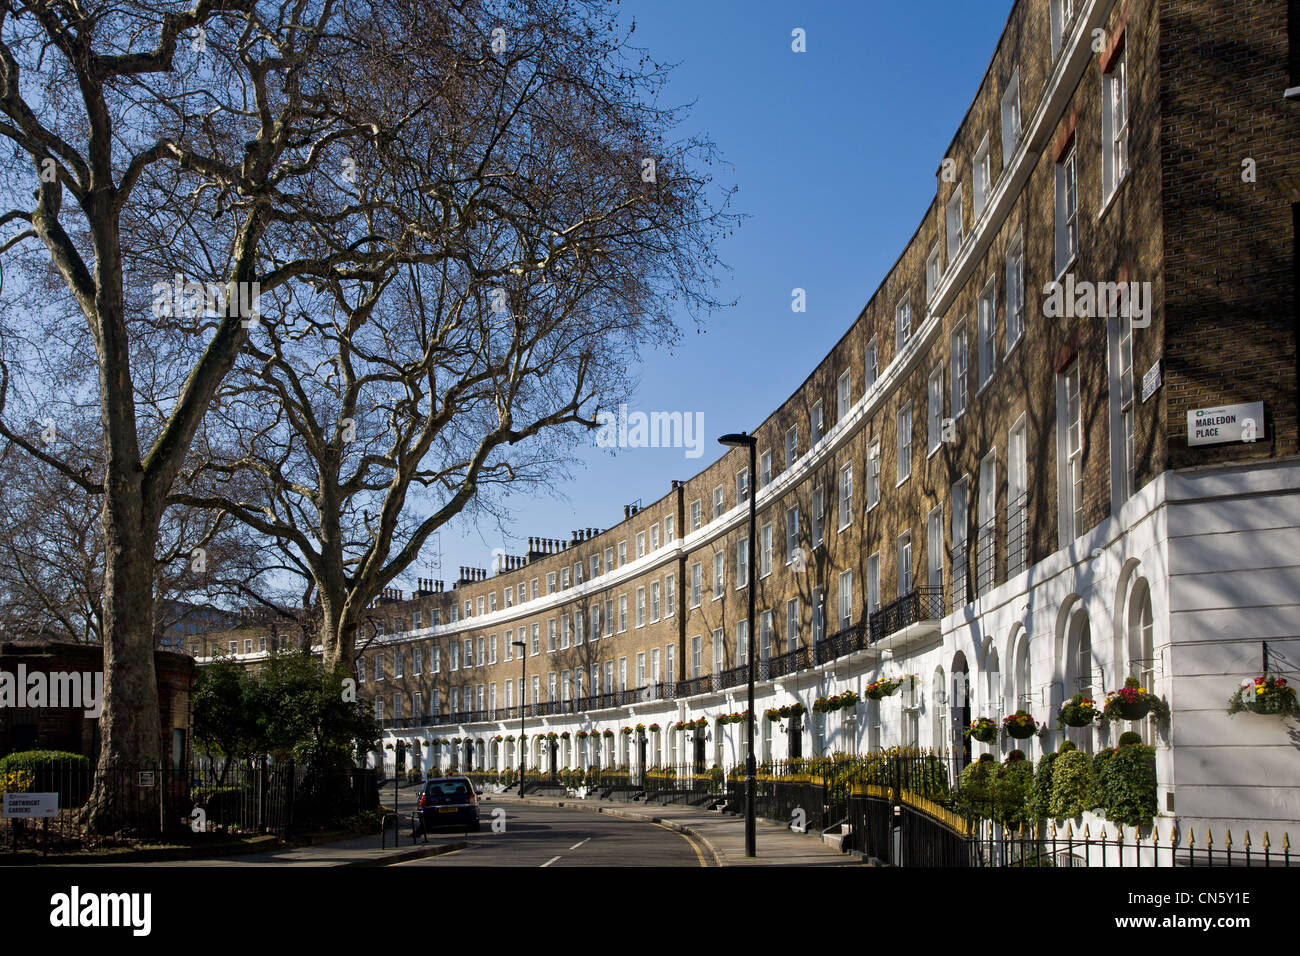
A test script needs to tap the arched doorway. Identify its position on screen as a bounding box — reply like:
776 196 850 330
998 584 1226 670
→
1064 606 1095 753
952 652 971 767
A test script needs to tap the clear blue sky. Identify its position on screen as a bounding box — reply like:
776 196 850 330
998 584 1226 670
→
417 0 1015 588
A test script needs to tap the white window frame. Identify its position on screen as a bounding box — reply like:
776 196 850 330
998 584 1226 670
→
945 186 964 262
896 403 913 485
837 370 852 420
1102 45 1129 202
1001 71 1022 165
759 520 773 578
1055 145 1079 276
691 562 703 608
865 337 879 391
972 134 992 220
690 499 702 531
1006 231 1025 351
978 277 998 388
838 462 853 529
926 244 942 301
897 532 914 597
927 363 944 452
712 551 725 599
712 485 725 519
895 293 912 354
950 320 969 417
785 506 799 565
1057 361 1084 546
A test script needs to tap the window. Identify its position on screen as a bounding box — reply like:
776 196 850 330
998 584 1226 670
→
837 569 853 629
476 596 485 616
1051 0 1078 60
736 468 750 505
978 278 997 387
712 551 724 598
1102 45 1129 200
476 636 484 666
759 521 773 577
664 515 675 542
636 587 646 627
812 485 825 547
945 186 964 262
759 450 772 489
838 463 853 528
617 658 627 693
531 675 540 704
561 567 570 589
560 615 570 649
927 507 944 592
651 524 661 550
1059 362 1084 543
712 486 725 519
1056 145 1079 275
894 294 912 354
736 538 749 587
432 646 441 673
530 622 540 656
1001 71 1022 164
785 506 799 564
375 698 383 721
837 371 852 420
1008 417 1029 577
867 553 881 613
504 588 512 609
926 245 942 301
489 592 497 612
736 620 749 665
413 692 422 717
691 636 702 678
505 631 513 661
636 532 646 559
650 581 661 622
604 599 614 637
978 451 998 594
546 572 556 594
358 658 366 683
950 320 969 416
604 547 613 572
785 425 798 468
690 499 702 530
759 610 773 662
413 609 423 628
244 639 253 654
376 654 386 680
928 363 944 451
618 541 627 567
786 598 799 646
590 554 600 579
897 533 914 597
466 638 475 666
811 401 825 445
548 672 557 702
1006 233 1025 348
812 587 825 642
394 650 403 678
973 136 992 220
713 629 725 674
865 337 879 391
896 404 913 484
867 441 881 509
690 562 703 607
618 595 628 632
665 574 675 617
636 653 646 687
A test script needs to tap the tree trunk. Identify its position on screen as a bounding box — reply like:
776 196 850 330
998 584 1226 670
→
83 499 162 835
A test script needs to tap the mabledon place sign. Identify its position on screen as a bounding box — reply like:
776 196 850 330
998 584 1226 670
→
1187 402 1264 446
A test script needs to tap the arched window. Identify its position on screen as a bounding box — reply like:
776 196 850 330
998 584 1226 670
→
1127 578 1155 745
986 647 1001 717
1066 608 1095 753
1013 629 1033 760
932 666 948 754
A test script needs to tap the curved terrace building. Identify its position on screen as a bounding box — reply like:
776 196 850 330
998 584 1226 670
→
203 0 1300 838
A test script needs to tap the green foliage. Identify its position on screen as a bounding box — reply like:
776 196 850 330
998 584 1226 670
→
1048 750 1099 819
1097 744 1157 829
192 656 259 763
955 754 1035 827
192 785 247 823
0 750 91 806
1027 751 1059 820
1118 731 1143 747
1059 740 1077 753
0 750 88 772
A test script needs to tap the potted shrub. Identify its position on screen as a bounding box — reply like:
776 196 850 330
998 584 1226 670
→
1102 677 1165 722
1001 709 1039 740
1057 693 1099 729
864 677 903 700
964 717 999 744
1229 675 1299 717
1048 747 1099 820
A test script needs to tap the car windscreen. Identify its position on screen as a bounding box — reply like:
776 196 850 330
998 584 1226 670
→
423 781 471 804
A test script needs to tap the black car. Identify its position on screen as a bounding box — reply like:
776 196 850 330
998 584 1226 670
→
415 776 481 835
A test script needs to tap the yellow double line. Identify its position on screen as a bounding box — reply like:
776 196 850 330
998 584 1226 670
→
653 821 709 867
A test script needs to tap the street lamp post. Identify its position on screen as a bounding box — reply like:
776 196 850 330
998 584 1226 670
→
719 431 758 858
513 641 527 792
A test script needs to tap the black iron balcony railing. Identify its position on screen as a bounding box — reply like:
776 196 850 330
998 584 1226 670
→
716 662 749 689
950 545 969 611
867 587 944 644
769 644 810 679
1006 493 1028 578
976 522 996 596
815 620 869 663
675 674 714 697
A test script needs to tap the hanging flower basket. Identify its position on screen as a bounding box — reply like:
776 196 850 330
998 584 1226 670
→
621 727 633 735
864 678 903 701
1101 677 1166 722
648 723 661 733
1229 675 1299 717
777 703 806 719
603 730 615 738
576 730 588 739
1001 710 1039 740
560 731 570 739
964 717 999 744
1057 693 1100 729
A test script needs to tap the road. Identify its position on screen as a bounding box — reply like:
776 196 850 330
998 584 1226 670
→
397 800 709 867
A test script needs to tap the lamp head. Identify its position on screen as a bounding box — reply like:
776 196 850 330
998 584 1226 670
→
718 432 756 449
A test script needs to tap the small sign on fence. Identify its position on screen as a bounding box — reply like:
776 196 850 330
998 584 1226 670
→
3 792 58 818
137 771 155 788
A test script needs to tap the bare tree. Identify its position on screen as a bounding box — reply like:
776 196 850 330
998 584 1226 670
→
174 0 736 672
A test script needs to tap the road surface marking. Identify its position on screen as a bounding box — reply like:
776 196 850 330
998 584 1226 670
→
569 837 591 850
541 855 561 867
653 822 709 867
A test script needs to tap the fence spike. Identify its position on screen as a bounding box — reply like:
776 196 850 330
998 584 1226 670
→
1225 830 1232 849
1285 832 1291 851
1263 831 1270 849
1206 829 1213 847
1083 824 1090 840
1188 829 1195 847
1244 831 1251 849
1065 821 1074 839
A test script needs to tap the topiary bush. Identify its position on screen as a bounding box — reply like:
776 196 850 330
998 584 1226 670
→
0 750 91 807
1097 743 1157 829
1118 731 1143 748
1048 749 1099 819
955 759 996 820
1028 751 1059 820
992 756 1035 829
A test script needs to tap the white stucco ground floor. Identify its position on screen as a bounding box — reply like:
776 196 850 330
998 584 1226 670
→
377 458 1300 842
